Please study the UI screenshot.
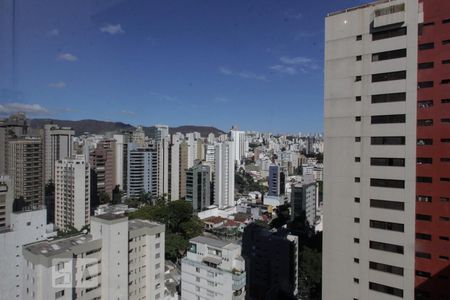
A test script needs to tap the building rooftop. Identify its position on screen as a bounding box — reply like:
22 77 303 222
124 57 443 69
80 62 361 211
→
24 234 93 257
191 236 239 250
327 0 396 17
128 219 163 231
93 212 127 221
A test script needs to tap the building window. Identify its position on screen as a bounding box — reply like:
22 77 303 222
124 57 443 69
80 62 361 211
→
354 258 360 263
355 137 361 142
419 42 434 50
371 136 405 145
356 96 362 101
355 157 361 162
443 99 450 104
370 157 405 167
442 139 450 143
443 59 450 64
417 138 433 145
354 238 360 244
417 119 433 126
370 220 404 232
356 35 362 41
355 177 360 182
371 92 406 103
355 116 361 122
354 278 359 283
418 81 434 88
418 62 434 69
371 114 405 124
369 282 403 297
354 218 360 223
442 39 450 45
416 214 432 221
370 178 404 189
439 236 449 241
355 75 362 82
370 261 404 276
443 19 450 24
416 270 431 278
372 71 406 82
372 27 407 41
422 21 435 27
417 157 432 164
370 241 403 254
356 55 362 61
370 199 404 210
417 176 432 183
416 252 431 259
372 49 406 62
354 197 360 203
418 100 433 108
441 79 450 85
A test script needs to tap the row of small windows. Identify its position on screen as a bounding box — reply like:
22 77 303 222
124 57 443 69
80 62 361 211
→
418 60 450 67
416 252 449 261
418 79 450 88
357 96 450 105
419 40 450 50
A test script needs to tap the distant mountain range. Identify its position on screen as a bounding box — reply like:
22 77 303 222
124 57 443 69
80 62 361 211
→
29 118 226 137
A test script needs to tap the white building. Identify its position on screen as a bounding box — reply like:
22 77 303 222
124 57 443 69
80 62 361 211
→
157 138 169 197
169 136 181 201
127 144 158 198
186 133 197 168
22 214 165 300
214 142 235 208
113 133 130 190
323 1 418 299
55 155 90 231
0 208 48 300
43 124 74 184
230 129 247 164
0 175 13 229
181 236 246 300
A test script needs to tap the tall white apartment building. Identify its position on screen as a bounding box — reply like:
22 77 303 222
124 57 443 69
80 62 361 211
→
157 138 169 197
186 133 197 168
230 129 246 164
323 1 420 299
0 208 48 300
127 144 158 198
55 155 90 231
214 142 235 208
43 124 74 184
181 236 246 300
113 133 131 190
22 214 165 300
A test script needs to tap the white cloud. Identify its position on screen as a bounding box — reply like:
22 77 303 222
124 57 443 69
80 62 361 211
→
57 53 78 62
48 81 66 89
269 64 297 75
100 24 125 35
0 103 49 115
46 29 59 37
219 66 267 81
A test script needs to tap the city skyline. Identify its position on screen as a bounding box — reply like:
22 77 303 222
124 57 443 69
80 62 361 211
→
1 0 366 133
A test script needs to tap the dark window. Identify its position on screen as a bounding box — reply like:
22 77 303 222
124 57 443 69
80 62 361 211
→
417 119 433 126
417 176 432 183
440 216 450 221
442 99 450 104
443 39 450 45
423 22 435 26
356 35 362 41
370 261 404 276
371 136 405 145
371 92 406 103
354 197 360 203
441 177 450 182
416 233 432 240
354 258 360 263
442 139 450 143
416 252 431 259
416 270 431 278
354 278 359 283
416 195 432 202
443 59 450 64
355 75 362 82
369 282 403 297
370 199 404 210
443 19 450 24
372 49 406 62
356 55 362 61
371 114 405 124
356 96 361 101
419 42 434 50
372 27 407 41
355 177 360 182
418 62 434 69
441 79 450 85
440 255 449 260
417 214 432 221
372 71 406 82
370 220 404 232
442 118 450 123
355 137 361 142
370 241 403 254
354 218 360 223
354 238 360 244
418 100 433 108
417 138 432 145
417 157 432 164
355 157 361 162
371 157 405 166
418 81 433 88
441 196 450 201
355 116 361 122
439 236 449 241
371 178 404 188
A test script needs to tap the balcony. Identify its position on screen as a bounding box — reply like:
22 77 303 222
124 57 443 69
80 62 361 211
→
232 271 246 290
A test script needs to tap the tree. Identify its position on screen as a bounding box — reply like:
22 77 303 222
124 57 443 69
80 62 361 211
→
99 191 110 204
298 247 322 299
112 185 122 204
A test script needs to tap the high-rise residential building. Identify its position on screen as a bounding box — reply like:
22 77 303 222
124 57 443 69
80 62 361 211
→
242 223 299 300
186 164 211 212
214 142 235 208
156 138 169 197
179 141 189 199
268 165 280 197
290 176 317 227
186 133 197 168
132 126 146 147
22 214 165 300
113 133 131 191
181 236 246 300
43 124 74 184
169 135 181 201
150 124 170 141
127 144 158 199
323 1 450 299
207 132 215 144
55 155 90 231
90 139 116 200
230 128 247 164
0 208 48 300
0 112 29 175
7 136 44 206
0 176 13 229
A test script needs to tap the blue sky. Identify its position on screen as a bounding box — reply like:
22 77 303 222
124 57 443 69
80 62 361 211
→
0 0 366 133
